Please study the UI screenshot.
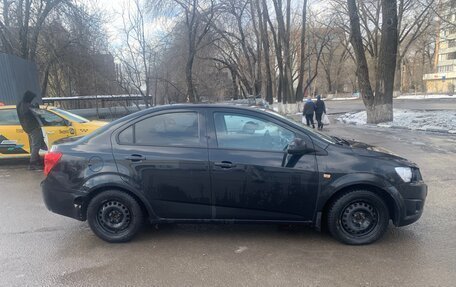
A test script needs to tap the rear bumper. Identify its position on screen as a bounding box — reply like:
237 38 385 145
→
395 181 427 227
41 178 86 221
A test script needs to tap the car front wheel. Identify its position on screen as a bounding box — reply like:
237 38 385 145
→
87 190 143 243
327 190 389 245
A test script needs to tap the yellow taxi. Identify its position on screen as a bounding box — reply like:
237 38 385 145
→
0 105 106 159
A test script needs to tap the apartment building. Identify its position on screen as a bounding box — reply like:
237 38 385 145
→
423 0 456 93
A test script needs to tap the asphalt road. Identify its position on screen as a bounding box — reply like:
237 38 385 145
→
1 115 456 286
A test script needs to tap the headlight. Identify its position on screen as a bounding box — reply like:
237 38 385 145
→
395 167 412 183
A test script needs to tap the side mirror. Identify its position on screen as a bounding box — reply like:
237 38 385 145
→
65 120 72 127
287 138 309 155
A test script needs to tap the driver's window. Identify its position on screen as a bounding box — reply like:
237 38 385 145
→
34 109 66 127
214 112 294 151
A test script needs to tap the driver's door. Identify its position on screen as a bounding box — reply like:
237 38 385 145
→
33 109 73 148
208 111 319 221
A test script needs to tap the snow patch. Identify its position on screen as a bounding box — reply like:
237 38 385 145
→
337 109 456 133
397 94 455 100
328 97 360 101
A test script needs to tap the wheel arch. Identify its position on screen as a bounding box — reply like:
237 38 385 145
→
317 183 400 231
78 184 157 222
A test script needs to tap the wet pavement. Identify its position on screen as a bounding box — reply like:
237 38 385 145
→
1 120 456 286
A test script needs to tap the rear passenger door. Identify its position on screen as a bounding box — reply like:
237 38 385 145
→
112 109 211 219
0 108 30 156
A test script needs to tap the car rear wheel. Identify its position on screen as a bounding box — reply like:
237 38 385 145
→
327 190 389 245
87 190 143 243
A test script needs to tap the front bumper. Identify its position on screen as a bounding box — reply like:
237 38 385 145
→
41 177 87 221
394 181 427 227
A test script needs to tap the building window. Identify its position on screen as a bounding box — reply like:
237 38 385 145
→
449 39 456 48
438 65 454 73
448 52 456 60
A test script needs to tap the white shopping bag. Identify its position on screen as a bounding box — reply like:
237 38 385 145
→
301 116 306 124
322 113 330 125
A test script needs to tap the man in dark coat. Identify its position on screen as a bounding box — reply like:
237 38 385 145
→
16 91 47 169
315 95 326 130
303 97 316 128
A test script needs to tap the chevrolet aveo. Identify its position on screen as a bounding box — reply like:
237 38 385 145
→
41 105 427 245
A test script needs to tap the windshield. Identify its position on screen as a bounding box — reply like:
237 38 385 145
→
264 109 337 145
52 108 90 123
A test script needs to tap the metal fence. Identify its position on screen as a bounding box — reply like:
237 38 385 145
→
0 53 41 105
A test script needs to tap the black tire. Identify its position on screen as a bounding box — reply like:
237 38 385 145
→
327 190 389 245
87 190 143 243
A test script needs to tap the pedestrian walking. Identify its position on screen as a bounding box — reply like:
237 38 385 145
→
315 95 326 130
303 97 316 128
16 91 47 170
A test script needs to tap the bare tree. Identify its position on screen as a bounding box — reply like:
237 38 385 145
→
294 0 308 101
0 0 66 60
116 0 154 107
348 0 398 123
171 0 218 103
258 0 273 103
395 0 435 91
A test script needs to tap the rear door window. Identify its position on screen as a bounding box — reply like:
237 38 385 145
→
118 112 201 147
0 109 20 125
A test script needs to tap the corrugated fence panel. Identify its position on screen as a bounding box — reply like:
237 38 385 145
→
0 53 41 105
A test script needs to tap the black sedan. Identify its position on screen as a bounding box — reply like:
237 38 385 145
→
41 104 427 245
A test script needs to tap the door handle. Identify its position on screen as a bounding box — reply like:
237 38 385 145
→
46 131 55 134
125 154 146 162
214 161 236 169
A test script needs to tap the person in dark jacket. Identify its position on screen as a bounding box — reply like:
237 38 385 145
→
303 97 316 128
315 95 326 130
16 91 47 169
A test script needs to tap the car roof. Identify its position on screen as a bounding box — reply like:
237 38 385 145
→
0 103 263 111
146 103 272 113
0 105 55 110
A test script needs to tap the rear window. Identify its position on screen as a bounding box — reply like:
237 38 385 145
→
0 109 20 125
118 112 200 147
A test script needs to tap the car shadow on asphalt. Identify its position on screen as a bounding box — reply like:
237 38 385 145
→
132 223 337 245
129 222 423 248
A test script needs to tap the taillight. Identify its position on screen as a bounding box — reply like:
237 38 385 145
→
44 152 62 176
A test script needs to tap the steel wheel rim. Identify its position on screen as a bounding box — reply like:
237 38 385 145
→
97 200 131 234
340 201 378 237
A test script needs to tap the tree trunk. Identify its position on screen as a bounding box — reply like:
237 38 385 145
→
250 0 262 97
259 0 273 104
273 0 290 103
284 0 294 103
373 0 398 123
347 0 375 118
186 53 197 103
295 0 308 102
325 68 333 94
229 65 240 99
347 0 397 124
41 64 51 97
394 56 402 92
